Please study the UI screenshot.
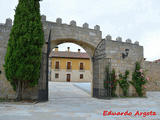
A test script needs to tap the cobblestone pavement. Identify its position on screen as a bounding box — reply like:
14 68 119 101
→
0 82 160 120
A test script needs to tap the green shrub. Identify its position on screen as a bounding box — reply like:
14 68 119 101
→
130 62 147 97
118 70 130 96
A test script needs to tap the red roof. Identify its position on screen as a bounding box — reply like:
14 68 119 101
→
49 51 90 59
154 59 160 63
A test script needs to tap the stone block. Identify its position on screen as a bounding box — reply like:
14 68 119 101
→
41 15 46 21
134 41 139 45
5 18 12 26
70 20 76 27
83 23 89 29
94 25 100 31
56 18 62 24
105 34 112 40
116 37 122 42
126 39 132 43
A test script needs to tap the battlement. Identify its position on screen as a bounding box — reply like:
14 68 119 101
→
105 34 140 46
41 15 101 32
0 18 12 33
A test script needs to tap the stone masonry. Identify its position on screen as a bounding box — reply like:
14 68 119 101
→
144 61 160 91
0 15 160 100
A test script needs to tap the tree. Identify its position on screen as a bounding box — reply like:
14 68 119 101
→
4 0 44 100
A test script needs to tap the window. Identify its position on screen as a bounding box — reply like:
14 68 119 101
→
67 62 71 69
55 61 59 69
80 63 84 70
55 73 59 78
80 74 83 79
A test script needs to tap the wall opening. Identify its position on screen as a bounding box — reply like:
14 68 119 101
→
48 42 93 100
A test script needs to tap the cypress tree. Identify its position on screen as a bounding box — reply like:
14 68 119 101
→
4 0 44 100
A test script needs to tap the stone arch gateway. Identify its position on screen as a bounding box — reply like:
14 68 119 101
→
39 17 102 101
1 15 155 101
38 16 144 101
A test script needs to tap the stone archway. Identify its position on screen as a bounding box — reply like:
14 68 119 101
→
49 39 95 95
50 38 95 57
38 16 145 101
38 17 103 101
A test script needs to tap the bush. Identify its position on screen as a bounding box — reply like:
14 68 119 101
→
118 70 130 96
130 62 147 97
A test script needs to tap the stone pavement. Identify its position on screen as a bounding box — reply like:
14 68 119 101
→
0 82 160 120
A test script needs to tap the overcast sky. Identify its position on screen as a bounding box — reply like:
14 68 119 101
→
0 0 160 61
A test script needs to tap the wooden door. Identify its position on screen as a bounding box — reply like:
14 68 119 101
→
66 74 71 82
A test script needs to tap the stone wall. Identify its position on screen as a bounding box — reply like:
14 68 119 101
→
104 35 144 96
144 61 160 91
0 15 159 100
93 35 144 97
0 16 102 100
0 19 16 99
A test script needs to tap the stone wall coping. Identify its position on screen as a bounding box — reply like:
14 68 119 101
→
104 35 140 46
44 20 102 33
40 15 101 32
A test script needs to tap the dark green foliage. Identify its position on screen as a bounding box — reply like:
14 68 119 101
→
4 0 44 100
104 66 117 97
118 70 130 96
130 62 147 97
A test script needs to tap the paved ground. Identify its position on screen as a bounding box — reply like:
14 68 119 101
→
0 82 160 120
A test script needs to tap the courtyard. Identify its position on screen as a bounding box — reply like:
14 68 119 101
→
0 82 160 120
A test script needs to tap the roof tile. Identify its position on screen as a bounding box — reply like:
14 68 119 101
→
49 51 90 59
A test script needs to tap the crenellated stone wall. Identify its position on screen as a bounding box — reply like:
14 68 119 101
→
104 35 144 96
92 35 144 97
41 16 102 57
0 15 159 100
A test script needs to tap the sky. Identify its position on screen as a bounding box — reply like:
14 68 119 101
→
0 0 160 61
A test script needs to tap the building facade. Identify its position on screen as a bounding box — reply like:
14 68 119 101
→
49 47 92 82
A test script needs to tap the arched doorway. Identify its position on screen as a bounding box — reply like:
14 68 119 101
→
48 42 93 100
50 39 95 92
